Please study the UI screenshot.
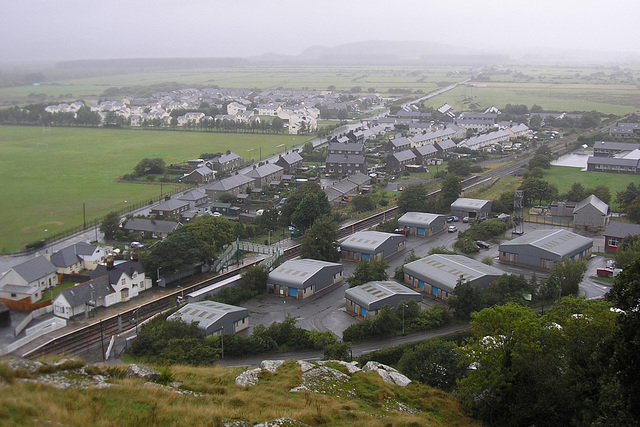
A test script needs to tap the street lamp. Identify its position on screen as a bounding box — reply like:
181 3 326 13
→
220 326 224 359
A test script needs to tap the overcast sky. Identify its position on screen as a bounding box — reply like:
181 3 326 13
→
2 0 638 61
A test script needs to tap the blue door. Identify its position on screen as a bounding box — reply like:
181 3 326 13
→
288 288 297 297
417 227 425 236
432 286 438 296
361 253 370 262
418 280 424 289
360 307 367 317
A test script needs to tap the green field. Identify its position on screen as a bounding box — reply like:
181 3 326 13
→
0 126 306 252
543 166 640 210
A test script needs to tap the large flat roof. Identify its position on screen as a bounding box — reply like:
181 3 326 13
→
499 229 593 258
404 254 504 293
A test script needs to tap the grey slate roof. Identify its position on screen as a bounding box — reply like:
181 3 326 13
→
244 163 283 179
58 276 113 307
587 156 640 167
326 153 366 164
152 199 190 212
277 152 303 165
346 172 371 186
604 221 640 239
50 242 100 268
123 218 180 234
91 261 144 285
413 144 438 157
499 229 593 258
11 256 57 283
392 150 417 162
205 174 254 191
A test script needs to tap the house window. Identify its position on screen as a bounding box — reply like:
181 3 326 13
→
121 278 126 286
10 293 16 298
121 288 129 300
55 305 65 314
608 238 619 248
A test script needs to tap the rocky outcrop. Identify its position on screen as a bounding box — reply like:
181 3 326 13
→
235 367 262 387
361 361 411 387
126 364 160 381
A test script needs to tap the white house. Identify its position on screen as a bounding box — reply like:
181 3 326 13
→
0 256 58 292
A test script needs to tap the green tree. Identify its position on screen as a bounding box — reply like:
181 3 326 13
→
520 177 558 206
616 182 640 211
615 234 640 269
351 195 375 213
185 215 234 264
100 211 120 241
564 182 587 202
397 339 465 392
299 215 340 262
483 274 532 307
439 173 462 210
271 117 284 132
397 183 430 214
589 184 611 204
291 192 331 231
134 158 166 176
447 158 473 177
347 259 389 287
140 227 204 276
217 193 236 203
626 196 640 223
280 182 327 226
446 277 485 319
546 259 588 297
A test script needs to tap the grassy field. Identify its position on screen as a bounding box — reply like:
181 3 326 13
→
0 126 306 252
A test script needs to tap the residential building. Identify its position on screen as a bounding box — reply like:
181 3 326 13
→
52 276 115 319
592 141 640 157
609 123 640 138
458 130 510 151
386 137 412 152
325 153 367 175
403 254 504 299
267 259 344 299
397 212 447 237
412 144 439 164
586 155 640 174
0 256 58 292
50 242 108 274
433 139 457 154
204 174 254 200
275 151 303 172
206 151 243 172
603 222 640 253
340 231 406 262
150 199 191 220
244 162 284 188
91 260 151 302
498 229 593 270
122 218 180 239
166 301 249 335
182 166 215 184
386 150 417 172
179 189 209 207
345 280 422 319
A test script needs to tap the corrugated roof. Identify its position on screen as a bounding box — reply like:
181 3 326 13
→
398 212 446 228
345 280 420 307
499 229 593 258
340 231 404 253
268 259 342 288
451 198 492 211
166 300 247 330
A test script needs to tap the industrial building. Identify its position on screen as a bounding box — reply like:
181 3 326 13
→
397 212 447 237
498 229 593 270
403 254 504 299
450 198 493 219
166 300 249 336
345 280 422 319
267 259 344 299
340 231 406 262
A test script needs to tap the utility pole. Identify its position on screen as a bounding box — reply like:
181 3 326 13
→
83 202 86 229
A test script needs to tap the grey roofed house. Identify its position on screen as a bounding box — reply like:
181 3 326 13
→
397 212 447 236
325 187 345 204
450 198 493 217
413 144 438 160
122 218 180 237
244 162 283 180
179 188 209 206
50 242 100 269
328 141 364 154
459 130 509 150
340 230 406 261
346 172 371 187
345 280 422 318
8 256 57 285
91 261 145 285
275 151 303 171
434 139 456 153
403 254 504 298
267 258 343 299
54 276 113 318
573 194 610 228
603 221 640 253
204 174 255 199
387 137 412 152
498 229 593 270
166 300 249 335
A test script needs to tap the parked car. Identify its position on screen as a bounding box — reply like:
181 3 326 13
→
474 240 490 249
463 216 470 223
130 242 144 248
448 225 458 233
394 228 409 236
447 216 459 223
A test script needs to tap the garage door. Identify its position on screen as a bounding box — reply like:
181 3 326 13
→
418 280 424 289
417 227 425 236
432 286 439 296
288 288 297 297
361 253 370 262
360 307 367 317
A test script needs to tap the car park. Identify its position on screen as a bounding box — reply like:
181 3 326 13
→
448 225 458 233
474 240 490 249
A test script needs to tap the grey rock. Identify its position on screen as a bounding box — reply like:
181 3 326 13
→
126 364 160 381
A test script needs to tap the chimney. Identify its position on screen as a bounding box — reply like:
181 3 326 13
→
43 250 51 261
106 255 114 270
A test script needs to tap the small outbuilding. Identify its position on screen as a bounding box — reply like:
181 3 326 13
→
166 300 249 335
340 231 406 262
450 198 493 219
403 254 504 300
573 194 610 228
397 212 447 237
498 229 593 270
267 259 343 299
345 280 422 319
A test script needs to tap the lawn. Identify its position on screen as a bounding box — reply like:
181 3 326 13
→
0 126 306 252
543 166 640 210
36 281 77 303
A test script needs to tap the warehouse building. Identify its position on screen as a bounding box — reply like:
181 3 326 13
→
345 280 422 319
450 198 493 219
340 231 406 262
166 300 249 336
498 229 593 270
267 258 344 299
403 254 504 300
397 212 447 237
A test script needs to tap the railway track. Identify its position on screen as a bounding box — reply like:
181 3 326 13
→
23 156 534 359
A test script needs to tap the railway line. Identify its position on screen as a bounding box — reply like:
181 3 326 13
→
21 152 535 360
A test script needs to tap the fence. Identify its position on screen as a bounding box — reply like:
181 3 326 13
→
13 305 53 337
0 316 66 357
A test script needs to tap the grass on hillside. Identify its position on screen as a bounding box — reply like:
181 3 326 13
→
0 359 478 426
0 125 306 252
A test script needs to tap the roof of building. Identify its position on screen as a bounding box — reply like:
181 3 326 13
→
460 130 509 148
340 231 405 253
604 221 640 239
346 172 371 186
326 153 366 164
434 140 456 151
206 174 254 191
179 188 209 202
244 163 283 179
328 141 364 152
451 198 492 212
166 300 248 331
573 195 609 216
151 199 190 212
414 144 438 156
50 242 99 268
510 123 530 133
498 229 593 258
91 261 144 285
391 150 417 162
593 141 640 151
123 218 180 234
404 254 504 293
1 284 39 295
57 276 113 307
587 156 640 167
268 259 343 288
389 137 412 148
345 280 421 308
212 152 242 164
10 256 57 283
398 212 447 228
